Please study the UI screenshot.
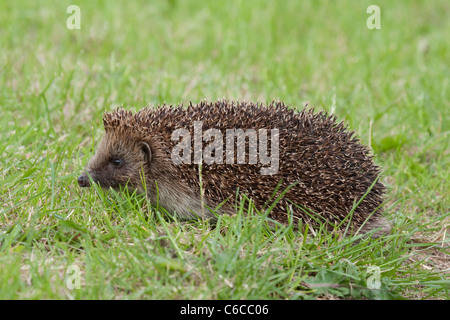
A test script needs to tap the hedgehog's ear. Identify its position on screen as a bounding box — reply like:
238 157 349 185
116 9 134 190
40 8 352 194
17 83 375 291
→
140 141 152 165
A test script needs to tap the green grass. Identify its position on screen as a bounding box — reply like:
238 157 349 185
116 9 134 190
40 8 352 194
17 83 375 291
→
0 0 449 299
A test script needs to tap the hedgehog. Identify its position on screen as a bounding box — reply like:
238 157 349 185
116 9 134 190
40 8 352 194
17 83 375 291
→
78 100 390 237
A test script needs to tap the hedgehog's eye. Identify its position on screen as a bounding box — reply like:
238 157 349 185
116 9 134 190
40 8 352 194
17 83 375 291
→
111 158 123 167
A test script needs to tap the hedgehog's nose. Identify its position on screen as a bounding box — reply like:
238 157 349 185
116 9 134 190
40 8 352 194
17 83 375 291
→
77 173 90 188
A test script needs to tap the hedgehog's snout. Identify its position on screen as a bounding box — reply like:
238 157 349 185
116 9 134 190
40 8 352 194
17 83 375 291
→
78 172 91 188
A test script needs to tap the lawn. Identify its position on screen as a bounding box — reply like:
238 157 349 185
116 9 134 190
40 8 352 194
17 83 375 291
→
0 0 448 300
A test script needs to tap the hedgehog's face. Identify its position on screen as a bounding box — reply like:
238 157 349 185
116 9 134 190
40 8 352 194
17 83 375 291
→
78 132 152 192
